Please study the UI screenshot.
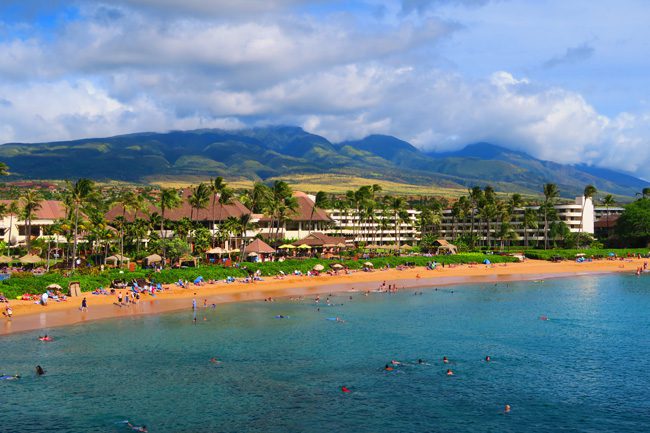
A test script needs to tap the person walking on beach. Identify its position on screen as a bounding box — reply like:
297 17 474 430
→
192 298 197 310
80 297 88 312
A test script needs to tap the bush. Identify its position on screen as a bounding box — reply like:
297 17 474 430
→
523 248 649 261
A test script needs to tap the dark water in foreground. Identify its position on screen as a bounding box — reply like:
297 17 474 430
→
2 274 650 432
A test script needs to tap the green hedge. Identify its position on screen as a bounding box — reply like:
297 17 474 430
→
0 253 517 300
523 248 650 261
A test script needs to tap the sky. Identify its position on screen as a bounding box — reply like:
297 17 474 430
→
1 0 650 179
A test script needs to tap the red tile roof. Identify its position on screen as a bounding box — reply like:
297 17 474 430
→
105 189 250 222
259 192 331 223
1 199 67 220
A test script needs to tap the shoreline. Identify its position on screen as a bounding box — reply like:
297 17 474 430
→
1 258 645 336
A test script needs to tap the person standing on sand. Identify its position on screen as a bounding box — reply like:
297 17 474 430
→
80 297 88 312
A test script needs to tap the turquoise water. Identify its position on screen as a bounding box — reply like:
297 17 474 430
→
2 274 650 432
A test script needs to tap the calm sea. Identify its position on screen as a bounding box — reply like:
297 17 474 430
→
1 274 650 433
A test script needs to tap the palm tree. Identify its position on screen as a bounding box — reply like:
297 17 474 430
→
542 183 559 250
579 185 597 234
309 191 329 232
388 196 406 249
21 189 43 252
67 179 95 270
479 202 498 249
113 188 139 267
237 214 254 262
209 177 227 232
159 188 182 261
601 194 616 238
522 208 538 248
189 183 211 222
0 162 9 176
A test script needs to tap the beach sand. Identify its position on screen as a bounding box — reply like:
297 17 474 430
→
1 258 646 335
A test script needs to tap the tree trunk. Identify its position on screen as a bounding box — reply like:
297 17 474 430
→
72 205 80 270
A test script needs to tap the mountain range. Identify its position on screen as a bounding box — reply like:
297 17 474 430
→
0 126 646 198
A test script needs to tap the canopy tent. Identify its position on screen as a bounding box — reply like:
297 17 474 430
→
143 254 162 266
105 254 130 266
313 264 325 271
244 239 276 255
178 256 197 267
19 254 44 264
0 255 13 264
431 239 458 255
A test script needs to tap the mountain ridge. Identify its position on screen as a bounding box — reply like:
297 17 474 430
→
0 127 646 198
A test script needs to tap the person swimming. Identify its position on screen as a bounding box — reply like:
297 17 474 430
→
38 335 53 342
485 356 491 362
443 356 449 364
446 369 454 376
36 365 46 376
390 360 401 366
504 404 511 413
418 359 425 364
127 421 148 432
384 364 394 371
0 374 20 380
341 386 351 393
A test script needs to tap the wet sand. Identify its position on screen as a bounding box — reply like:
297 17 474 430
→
1 258 646 336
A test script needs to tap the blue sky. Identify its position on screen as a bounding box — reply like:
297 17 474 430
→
1 0 650 178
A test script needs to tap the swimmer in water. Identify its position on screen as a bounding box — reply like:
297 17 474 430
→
418 359 425 364
36 365 46 376
504 404 511 413
0 374 20 380
210 357 220 364
443 356 449 364
384 364 394 371
390 360 401 366
341 386 351 393
39 335 52 342
446 369 454 376
485 356 491 362
127 422 148 432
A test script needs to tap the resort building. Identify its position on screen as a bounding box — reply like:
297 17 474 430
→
0 200 67 247
324 207 420 246
254 192 332 241
438 196 596 244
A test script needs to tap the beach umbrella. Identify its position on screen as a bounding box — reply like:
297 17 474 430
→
19 254 43 264
575 253 586 257
331 263 344 269
297 244 312 249
365 244 381 250
229 248 240 253
247 252 259 257
46 283 62 290
0 255 12 264
401 245 413 250
363 262 374 267
206 247 225 255
144 253 162 264
608 252 615 257
278 244 296 249
336 243 347 249
313 264 325 271
194 276 204 284
483 259 491 265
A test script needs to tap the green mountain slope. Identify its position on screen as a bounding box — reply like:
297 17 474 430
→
0 128 646 197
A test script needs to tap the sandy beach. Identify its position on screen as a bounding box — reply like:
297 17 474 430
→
1 258 646 336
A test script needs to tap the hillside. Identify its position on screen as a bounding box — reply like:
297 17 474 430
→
0 127 646 198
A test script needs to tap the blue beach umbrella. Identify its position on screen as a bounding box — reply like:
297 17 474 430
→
194 276 204 284
483 259 491 265
608 252 615 257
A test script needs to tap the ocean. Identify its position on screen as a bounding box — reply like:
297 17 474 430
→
1 274 650 432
